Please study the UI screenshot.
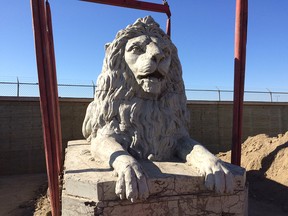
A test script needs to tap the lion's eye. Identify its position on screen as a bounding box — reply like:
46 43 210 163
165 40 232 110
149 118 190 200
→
129 45 145 54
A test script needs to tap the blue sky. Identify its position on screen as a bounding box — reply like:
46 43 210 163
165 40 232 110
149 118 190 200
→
1 1 288 99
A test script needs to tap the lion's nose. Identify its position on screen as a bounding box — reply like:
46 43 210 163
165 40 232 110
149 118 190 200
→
148 43 165 64
152 52 165 64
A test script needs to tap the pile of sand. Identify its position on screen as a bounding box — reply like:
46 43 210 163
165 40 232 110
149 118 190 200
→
218 132 288 212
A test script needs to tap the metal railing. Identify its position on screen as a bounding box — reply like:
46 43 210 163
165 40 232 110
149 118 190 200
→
1 79 288 102
185 88 288 102
0 79 96 98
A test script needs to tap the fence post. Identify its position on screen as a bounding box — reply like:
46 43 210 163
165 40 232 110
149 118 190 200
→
267 88 273 102
216 86 221 101
16 77 20 97
92 80 96 97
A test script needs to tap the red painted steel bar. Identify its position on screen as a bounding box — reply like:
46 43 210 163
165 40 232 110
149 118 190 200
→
166 16 171 36
46 1 62 174
80 0 171 36
80 0 171 16
231 0 248 166
30 0 61 215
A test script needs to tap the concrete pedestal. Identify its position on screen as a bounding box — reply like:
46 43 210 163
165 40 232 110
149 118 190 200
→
62 140 247 216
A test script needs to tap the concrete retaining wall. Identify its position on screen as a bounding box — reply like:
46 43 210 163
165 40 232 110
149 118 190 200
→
0 97 87 175
187 101 288 153
1 97 288 175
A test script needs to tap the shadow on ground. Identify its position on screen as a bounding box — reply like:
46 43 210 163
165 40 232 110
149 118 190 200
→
247 141 288 216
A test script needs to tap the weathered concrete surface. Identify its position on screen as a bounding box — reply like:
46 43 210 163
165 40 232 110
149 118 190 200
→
62 140 247 215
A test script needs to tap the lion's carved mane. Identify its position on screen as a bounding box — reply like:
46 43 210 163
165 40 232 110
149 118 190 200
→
83 16 190 161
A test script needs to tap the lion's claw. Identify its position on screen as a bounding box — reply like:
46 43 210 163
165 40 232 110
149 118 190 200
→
115 162 149 201
186 145 235 194
202 160 234 194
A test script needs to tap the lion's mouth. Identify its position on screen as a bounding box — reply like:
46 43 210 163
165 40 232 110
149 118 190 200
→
137 70 164 82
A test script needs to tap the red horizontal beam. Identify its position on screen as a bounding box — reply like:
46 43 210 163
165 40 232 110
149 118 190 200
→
80 0 171 17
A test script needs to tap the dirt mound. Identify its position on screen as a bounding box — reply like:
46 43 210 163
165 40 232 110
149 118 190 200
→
33 192 51 216
218 132 288 212
218 132 288 186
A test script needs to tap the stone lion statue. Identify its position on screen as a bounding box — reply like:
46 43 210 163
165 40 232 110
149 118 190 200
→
82 16 234 202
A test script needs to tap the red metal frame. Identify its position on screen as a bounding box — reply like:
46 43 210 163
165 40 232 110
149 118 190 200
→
31 1 172 215
231 0 248 166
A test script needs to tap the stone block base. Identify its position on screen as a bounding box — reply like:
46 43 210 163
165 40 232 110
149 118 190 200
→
62 140 247 216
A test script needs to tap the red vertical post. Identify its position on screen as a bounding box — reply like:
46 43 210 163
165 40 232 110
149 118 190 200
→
231 0 248 166
164 1 171 37
166 16 171 37
30 0 61 215
46 1 62 174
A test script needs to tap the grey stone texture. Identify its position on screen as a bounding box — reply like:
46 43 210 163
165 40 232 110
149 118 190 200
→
62 140 247 216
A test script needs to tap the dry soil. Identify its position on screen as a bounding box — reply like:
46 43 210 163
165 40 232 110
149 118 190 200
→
218 132 288 215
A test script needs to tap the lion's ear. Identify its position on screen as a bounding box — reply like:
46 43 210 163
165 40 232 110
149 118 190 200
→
105 43 111 51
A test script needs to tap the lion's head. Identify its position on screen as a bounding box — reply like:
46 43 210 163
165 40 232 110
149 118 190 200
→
124 33 171 95
83 16 190 161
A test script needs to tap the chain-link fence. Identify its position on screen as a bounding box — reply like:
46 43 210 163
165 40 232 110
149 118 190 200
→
1 79 288 102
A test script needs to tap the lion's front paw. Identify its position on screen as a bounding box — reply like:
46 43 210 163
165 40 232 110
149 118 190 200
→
201 160 234 194
115 162 149 202
186 145 234 194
